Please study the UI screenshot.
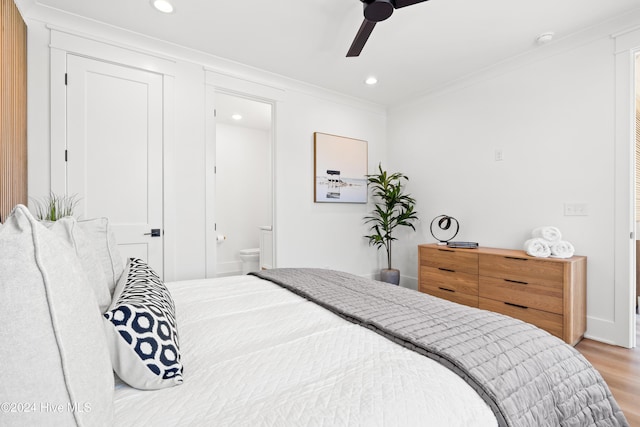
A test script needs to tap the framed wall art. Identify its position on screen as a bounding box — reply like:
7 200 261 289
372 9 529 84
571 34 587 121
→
314 132 368 204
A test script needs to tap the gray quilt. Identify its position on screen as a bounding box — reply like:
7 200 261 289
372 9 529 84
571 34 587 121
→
252 268 628 427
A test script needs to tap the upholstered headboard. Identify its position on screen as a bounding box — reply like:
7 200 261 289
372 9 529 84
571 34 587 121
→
0 0 28 222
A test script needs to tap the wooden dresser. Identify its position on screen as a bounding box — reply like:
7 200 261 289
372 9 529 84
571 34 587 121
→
418 243 587 345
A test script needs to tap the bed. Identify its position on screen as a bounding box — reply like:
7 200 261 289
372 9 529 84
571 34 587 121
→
0 205 629 426
114 274 498 426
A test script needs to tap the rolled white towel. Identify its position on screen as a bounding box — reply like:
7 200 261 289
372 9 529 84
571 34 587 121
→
549 240 575 258
524 238 551 258
531 226 562 242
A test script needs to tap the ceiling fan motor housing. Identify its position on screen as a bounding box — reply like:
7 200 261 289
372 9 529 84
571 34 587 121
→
363 0 394 22
349 0 428 57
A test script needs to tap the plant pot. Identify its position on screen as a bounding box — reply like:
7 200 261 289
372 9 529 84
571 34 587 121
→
380 268 400 285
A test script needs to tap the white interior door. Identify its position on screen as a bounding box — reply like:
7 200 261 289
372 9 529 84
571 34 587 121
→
66 54 164 277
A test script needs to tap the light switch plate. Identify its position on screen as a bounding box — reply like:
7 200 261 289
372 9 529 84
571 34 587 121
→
564 203 588 216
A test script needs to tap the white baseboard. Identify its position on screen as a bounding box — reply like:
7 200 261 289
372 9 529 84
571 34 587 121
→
400 275 418 291
362 275 377 282
216 260 241 277
359 272 418 290
216 270 242 278
583 316 632 347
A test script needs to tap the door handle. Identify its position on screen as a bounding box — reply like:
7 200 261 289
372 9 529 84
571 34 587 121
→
144 229 161 237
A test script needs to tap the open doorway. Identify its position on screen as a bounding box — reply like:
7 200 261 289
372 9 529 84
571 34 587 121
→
613 29 639 348
214 93 273 277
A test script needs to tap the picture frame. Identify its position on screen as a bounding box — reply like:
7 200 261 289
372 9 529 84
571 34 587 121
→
314 132 368 203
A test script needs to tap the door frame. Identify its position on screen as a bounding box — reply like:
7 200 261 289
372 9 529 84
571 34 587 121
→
204 70 285 278
613 26 640 348
49 29 178 281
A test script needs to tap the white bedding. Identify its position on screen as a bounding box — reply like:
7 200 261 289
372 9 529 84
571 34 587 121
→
114 275 497 426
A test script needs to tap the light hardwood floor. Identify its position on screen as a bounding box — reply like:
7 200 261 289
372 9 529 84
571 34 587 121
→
575 315 640 426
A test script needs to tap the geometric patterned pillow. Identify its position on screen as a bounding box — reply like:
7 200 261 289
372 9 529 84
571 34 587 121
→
103 258 183 390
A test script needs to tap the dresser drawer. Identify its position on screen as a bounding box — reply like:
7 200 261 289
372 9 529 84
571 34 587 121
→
479 276 563 315
420 267 478 295
421 247 478 275
420 266 478 295
479 297 563 339
479 254 563 286
420 283 479 308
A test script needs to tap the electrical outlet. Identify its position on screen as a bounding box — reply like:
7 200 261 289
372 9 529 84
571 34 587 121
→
564 203 588 216
494 148 503 161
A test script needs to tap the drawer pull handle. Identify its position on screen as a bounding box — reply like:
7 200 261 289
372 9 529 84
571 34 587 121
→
438 249 454 252
505 256 528 261
438 267 455 273
504 279 528 285
438 287 455 293
504 302 528 309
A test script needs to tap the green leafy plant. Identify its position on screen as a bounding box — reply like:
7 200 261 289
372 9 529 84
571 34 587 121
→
31 192 80 221
364 163 418 270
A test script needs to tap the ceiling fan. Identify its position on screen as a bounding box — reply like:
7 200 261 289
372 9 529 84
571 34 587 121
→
347 0 429 57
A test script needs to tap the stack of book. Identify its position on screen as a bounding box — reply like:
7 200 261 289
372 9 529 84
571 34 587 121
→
446 241 479 249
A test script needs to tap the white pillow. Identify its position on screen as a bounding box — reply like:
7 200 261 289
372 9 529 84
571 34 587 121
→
42 217 112 312
104 258 183 390
77 217 125 297
0 205 114 426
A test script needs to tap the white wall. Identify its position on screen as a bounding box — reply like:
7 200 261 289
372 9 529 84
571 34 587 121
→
387 23 629 342
216 123 271 275
170 62 207 280
20 1 637 345
275 90 386 277
23 7 387 282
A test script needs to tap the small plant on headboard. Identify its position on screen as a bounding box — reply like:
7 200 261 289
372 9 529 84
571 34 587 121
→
31 192 80 221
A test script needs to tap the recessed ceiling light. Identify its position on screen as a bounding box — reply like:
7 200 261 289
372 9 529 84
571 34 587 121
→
151 0 174 14
365 76 378 85
232 114 242 121
536 32 554 45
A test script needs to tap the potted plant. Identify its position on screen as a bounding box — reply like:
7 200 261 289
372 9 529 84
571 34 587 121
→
364 163 418 285
31 192 80 221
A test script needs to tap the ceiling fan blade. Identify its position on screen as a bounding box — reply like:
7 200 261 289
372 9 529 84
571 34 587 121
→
346 19 377 57
392 0 429 8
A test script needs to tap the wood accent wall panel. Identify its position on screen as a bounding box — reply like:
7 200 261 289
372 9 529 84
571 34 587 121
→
0 0 27 223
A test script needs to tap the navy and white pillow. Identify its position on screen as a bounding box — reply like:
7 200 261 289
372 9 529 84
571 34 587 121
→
103 258 183 390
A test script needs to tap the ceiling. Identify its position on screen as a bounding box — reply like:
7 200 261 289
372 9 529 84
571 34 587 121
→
216 93 272 131
20 0 640 106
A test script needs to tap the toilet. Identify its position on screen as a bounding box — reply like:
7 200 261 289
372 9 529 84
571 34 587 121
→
239 248 260 274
